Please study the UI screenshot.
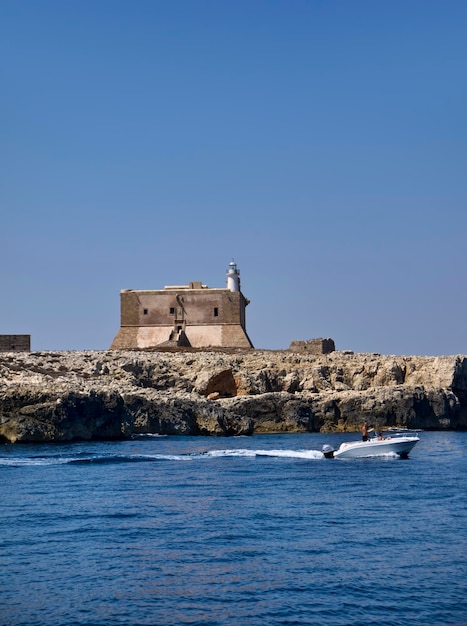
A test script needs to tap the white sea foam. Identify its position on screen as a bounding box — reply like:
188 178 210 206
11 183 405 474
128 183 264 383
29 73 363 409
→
131 433 168 439
203 448 324 460
255 448 324 460
203 449 258 458
0 456 80 467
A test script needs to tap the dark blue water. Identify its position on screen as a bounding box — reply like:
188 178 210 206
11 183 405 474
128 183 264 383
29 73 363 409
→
1 432 466 626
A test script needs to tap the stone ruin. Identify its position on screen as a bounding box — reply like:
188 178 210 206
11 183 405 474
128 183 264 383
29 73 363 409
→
289 338 335 355
0 335 30 352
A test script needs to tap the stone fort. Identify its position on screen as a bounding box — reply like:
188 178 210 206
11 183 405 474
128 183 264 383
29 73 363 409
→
110 261 253 350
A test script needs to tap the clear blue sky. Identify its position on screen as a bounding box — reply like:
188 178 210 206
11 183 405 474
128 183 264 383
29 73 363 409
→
1 0 466 355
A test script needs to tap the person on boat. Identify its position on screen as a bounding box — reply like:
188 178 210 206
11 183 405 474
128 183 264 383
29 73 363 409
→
362 421 369 442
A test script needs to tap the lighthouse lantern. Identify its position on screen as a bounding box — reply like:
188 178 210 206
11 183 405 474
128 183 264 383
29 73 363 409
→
226 260 240 292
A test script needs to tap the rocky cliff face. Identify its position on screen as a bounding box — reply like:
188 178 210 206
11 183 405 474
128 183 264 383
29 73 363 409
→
1 350 466 442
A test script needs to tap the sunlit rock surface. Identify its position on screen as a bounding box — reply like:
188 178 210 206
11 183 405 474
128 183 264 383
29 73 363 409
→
1 350 466 442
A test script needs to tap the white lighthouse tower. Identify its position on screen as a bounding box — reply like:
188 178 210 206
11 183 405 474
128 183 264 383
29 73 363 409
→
226 260 241 292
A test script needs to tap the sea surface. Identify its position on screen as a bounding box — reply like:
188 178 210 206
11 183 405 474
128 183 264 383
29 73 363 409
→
1 431 466 626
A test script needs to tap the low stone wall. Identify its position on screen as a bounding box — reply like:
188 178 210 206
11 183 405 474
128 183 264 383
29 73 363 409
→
0 335 30 352
289 338 335 354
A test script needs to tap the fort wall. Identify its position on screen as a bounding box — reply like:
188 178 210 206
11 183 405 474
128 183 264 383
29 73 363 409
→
111 286 252 350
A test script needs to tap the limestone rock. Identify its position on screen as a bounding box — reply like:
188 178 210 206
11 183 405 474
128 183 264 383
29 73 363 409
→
0 350 466 442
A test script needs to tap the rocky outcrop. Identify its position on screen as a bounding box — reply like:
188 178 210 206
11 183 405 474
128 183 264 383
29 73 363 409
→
0 350 466 442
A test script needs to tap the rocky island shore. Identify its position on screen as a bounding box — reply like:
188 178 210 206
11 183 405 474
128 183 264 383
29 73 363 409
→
1 349 466 443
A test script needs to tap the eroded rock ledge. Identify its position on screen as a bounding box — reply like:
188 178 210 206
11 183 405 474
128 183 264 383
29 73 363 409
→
1 350 466 442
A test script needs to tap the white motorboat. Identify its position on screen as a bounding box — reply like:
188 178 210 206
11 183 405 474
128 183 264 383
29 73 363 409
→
322 431 420 459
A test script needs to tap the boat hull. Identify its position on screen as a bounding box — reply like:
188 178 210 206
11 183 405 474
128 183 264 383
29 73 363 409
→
332 436 419 459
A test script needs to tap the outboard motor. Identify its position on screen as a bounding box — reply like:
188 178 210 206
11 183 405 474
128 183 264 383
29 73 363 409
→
322 444 334 459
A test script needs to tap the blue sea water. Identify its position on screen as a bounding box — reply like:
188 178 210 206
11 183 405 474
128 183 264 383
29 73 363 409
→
1 431 466 626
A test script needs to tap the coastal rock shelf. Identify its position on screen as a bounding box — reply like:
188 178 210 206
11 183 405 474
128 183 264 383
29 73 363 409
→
1 350 466 442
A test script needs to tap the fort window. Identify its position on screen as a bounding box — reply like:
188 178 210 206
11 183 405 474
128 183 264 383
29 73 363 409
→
214 307 219 317
170 307 175 315
143 309 148 315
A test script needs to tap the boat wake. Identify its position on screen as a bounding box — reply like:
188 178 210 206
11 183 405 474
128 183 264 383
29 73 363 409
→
0 448 324 467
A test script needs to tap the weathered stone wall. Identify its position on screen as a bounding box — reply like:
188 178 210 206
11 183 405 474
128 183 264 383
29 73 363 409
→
289 338 335 354
117 289 248 327
0 350 466 443
0 335 30 352
111 288 252 349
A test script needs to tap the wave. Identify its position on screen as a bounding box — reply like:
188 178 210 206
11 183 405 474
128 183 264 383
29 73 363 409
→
0 448 324 467
130 433 168 439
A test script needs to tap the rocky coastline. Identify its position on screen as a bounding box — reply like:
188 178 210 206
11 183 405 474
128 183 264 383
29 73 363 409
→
1 349 466 443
